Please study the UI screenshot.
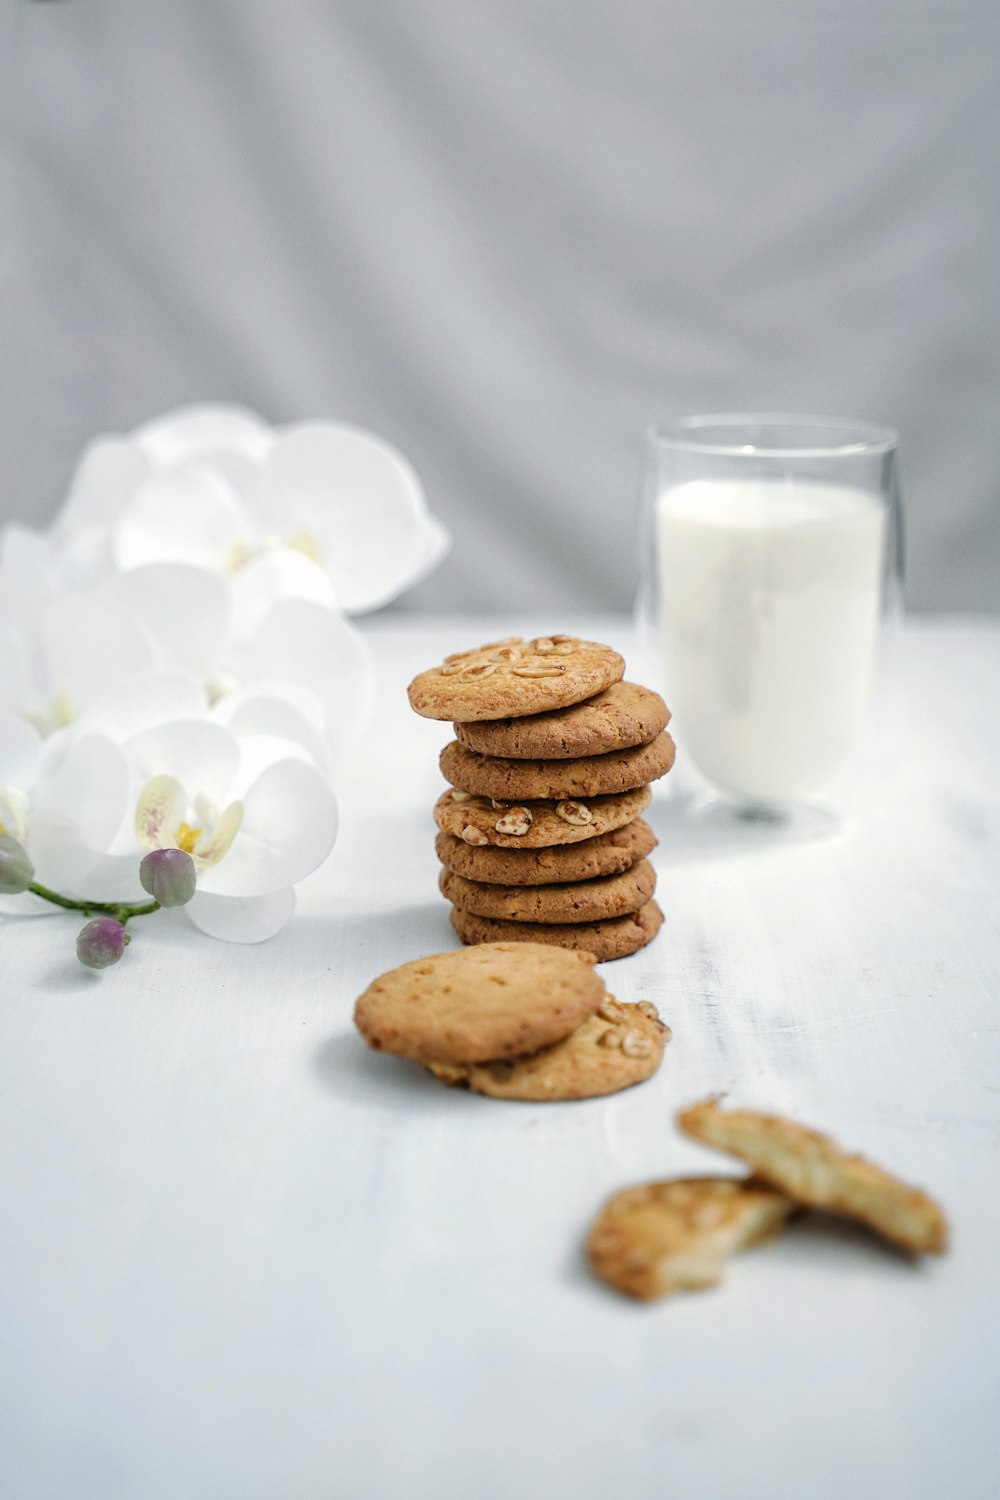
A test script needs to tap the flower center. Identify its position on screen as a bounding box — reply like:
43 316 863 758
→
135 775 244 869
176 821 202 855
22 691 75 738
225 532 322 575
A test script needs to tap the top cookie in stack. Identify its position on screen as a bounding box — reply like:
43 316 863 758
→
407 634 674 961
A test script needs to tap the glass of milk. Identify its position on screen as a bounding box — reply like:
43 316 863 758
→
639 415 903 821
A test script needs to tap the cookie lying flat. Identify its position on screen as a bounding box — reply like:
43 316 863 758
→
435 819 658 886
427 997 670 1101
408 635 625 722
439 732 675 802
678 1099 948 1255
588 1177 795 1300
451 898 664 962
434 785 652 849
454 680 671 760
440 858 656 925
354 942 604 1065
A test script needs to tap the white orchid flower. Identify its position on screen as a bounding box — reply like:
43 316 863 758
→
55 404 449 614
119 718 339 942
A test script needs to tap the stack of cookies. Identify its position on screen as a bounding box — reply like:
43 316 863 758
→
407 633 674 961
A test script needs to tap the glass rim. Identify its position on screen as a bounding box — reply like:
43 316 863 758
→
648 412 899 459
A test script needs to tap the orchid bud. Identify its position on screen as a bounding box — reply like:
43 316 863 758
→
139 848 197 907
0 833 34 894
76 917 126 969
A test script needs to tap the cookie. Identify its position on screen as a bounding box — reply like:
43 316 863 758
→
354 941 605 1065
587 1177 795 1300
440 858 656 924
450 898 664 962
427 997 670 1101
435 819 658 886
433 785 652 849
677 1100 948 1256
440 732 675 801
454 681 671 760
407 635 625 722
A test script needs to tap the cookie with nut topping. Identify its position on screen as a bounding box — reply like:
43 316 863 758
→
440 858 656 924
354 941 605 1064
450 897 664 961
435 819 657 886
440 732 675 802
454 681 670 760
433 785 651 849
407 635 625 722
427 997 670 1101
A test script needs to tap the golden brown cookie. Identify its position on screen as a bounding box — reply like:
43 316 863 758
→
677 1100 949 1256
454 681 671 760
433 785 651 849
440 732 675 801
435 819 658 886
354 942 605 1065
427 997 670 1101
440 858 656 924
407 635 625 722
587 1177 795 1300
450 898 664 962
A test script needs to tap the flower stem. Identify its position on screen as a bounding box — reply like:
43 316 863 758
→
28 882 160 924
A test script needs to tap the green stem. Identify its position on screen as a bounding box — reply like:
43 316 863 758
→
28 882 160 924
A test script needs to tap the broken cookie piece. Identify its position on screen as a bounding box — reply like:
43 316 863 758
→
677 1098 948 1256
587 1176 794 1300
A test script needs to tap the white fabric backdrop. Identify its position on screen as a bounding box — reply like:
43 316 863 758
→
6 0 1000 611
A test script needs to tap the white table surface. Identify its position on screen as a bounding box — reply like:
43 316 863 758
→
1 615 998 1500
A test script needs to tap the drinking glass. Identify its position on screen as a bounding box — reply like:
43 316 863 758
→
637 414 904 825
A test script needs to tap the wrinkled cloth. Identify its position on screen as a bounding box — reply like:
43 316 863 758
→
7 0 1000 611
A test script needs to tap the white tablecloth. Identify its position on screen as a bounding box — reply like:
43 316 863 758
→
1 616 998 1500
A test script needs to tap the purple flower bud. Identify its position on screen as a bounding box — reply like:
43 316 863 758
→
0 833 34 894
76 917 126 970
139 847 197 907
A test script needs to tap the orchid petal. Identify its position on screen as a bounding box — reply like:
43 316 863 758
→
134 774 186 850
261 421 450 611
243 600 374 770
27 735 131 888
75 672 207 739
0 527 61 625
227 733 312 798
213 688 330 773
229 547 336 640
196 758 337 897
54 436 152 536
193 799 244 868
40 593 157 715
112 563 231 677
0 713 42 789
114 463 252 573
185 886 295 943
0 629 37 721
132 405 272 468
122 720 239 808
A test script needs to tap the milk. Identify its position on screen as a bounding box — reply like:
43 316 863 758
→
656 479 886 803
